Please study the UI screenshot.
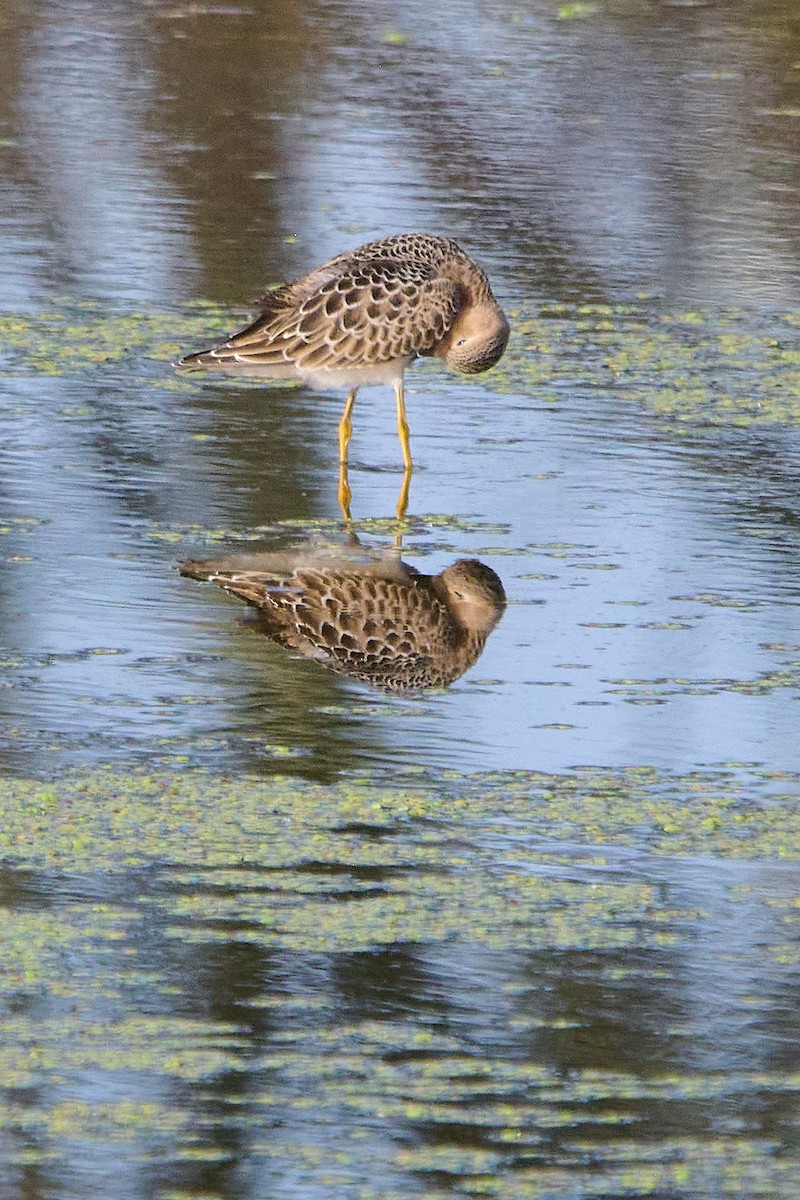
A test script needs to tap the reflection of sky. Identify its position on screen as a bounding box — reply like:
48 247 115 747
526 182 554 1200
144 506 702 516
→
16 4 194 304
3 0 799 309
3 360 798 776
352 375 800 774
285 0 800 304
280 106 435 256
0 0 798 778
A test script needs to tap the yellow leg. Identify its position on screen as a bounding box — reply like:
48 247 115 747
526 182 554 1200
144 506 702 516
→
337 459 352 521
338 388 357 465
395 464 411 522
394 380 413 471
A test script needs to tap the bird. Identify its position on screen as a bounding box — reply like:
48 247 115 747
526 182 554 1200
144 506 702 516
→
177 233 510 475
179 547 507 692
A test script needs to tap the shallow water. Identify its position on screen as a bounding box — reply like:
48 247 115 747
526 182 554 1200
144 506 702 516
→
1 0 800 1196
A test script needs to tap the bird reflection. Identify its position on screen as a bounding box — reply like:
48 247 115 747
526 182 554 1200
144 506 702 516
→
180 543 506 692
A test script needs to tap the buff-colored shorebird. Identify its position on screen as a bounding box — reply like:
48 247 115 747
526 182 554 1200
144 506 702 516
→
178 234 509 512
179 548 507 692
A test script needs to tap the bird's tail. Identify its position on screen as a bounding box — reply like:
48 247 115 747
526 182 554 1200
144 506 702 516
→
174 349 221 371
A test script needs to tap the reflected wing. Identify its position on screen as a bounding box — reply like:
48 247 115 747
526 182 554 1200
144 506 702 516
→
180 562 453 678
179 259 462 371
280 569 455 685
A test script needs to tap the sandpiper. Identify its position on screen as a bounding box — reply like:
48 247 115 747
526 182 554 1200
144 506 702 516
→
178 233 510 475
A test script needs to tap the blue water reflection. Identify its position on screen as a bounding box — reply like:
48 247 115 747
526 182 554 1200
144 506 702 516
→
1 2 800 1196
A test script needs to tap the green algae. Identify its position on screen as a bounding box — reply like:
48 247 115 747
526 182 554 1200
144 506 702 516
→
1 301 798 429
495 303 800 426
0 765 797 982
149 513 512 550
1 764 799 1194
556 2 599 17
0 305 231 377
605 643 800 699
0 1012 247 1088
0 764 798 879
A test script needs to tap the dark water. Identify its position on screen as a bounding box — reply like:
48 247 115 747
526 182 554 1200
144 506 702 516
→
1 1 800 1196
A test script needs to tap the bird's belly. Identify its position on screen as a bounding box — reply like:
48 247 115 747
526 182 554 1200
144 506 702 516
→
297 357 414 392
177 354 414 390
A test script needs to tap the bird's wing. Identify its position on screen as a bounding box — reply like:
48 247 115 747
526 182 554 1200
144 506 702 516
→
180 259 463 371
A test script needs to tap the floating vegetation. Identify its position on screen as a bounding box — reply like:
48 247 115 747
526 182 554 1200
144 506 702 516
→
496 302 800 425
1 762 799 881
0 764 799 1193
0 304 231 377
605 643 800 699
1 301 798 428
148 513 512 549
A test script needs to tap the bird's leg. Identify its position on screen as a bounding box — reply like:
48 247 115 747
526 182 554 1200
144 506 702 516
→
394 379 413 472
338 388 357 465
395 464 411 522
337 458 353 521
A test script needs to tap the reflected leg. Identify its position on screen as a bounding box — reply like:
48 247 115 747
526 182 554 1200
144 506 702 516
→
395 464 411 521
337 458 352 521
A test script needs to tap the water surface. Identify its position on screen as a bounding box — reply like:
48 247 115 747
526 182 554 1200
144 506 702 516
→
1 1 799 1196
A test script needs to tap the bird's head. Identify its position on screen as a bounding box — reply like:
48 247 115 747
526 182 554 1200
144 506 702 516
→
436 300 510 375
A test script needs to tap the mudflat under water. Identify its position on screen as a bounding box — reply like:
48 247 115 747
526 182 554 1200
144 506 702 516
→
1 1 799 1197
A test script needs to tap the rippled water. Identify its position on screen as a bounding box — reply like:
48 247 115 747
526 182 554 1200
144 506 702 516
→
1 1 800 1196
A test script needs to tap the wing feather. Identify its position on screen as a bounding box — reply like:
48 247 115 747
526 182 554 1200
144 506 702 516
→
180 258 462 371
